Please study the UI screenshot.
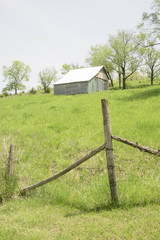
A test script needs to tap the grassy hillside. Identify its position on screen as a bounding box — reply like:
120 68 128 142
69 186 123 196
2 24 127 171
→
0 85 160 239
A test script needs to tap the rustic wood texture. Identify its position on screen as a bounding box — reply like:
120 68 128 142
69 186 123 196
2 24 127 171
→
101 99 118 203
8 144 14 177
112 135 160 157
20 143 106 194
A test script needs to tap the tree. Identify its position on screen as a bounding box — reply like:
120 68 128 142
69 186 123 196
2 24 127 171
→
60 64 71 75
139 0 160 43
60 63 83 75
143 46 160 85
109 30 142 89
3 61 31 95
86 44 115 87
39 66 58 93
136 33 160 85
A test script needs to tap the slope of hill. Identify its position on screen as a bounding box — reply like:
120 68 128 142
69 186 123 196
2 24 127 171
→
0 85 160 239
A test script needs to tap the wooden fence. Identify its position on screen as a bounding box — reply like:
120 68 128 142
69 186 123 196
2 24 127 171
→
6 99 160 203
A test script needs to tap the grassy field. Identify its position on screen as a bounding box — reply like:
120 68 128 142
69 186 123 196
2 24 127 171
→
0 83 160 239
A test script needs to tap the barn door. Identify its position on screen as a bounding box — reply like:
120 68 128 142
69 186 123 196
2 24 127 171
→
92 79 98 92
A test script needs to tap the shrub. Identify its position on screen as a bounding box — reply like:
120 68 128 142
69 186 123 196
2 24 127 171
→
37 85 42 91
45 87 51 93
19 91 25 96
29 87 37 94
3 92 9 97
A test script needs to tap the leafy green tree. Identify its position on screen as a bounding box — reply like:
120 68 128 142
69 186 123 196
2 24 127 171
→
39 66 58 93
3 61 31 95
60 64 71 75
60 63 83 75
86 44 115 87
143 47 160 85
109 30 142 89
139 0 160 43
60 64 72 75
136 33 160 85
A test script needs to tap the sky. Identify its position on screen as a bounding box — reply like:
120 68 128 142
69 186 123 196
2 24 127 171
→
0 0 153 93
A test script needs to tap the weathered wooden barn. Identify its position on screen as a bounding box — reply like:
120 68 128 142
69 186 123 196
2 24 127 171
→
54 66 109 95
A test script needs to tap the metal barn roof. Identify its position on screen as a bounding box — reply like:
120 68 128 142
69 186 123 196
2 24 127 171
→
54 66 104 85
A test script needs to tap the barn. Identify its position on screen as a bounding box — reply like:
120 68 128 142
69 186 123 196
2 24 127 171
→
54 66 109 95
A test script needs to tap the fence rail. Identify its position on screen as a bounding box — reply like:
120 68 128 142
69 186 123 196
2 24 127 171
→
112 135 160 157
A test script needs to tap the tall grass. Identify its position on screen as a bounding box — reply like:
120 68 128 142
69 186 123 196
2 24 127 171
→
0 146 18 202
0 85 160 209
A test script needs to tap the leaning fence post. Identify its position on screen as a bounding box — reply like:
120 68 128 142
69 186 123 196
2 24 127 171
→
101 99 118 203
8 144 14 178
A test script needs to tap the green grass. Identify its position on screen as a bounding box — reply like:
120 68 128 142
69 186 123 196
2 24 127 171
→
1 198 160 240
0 84 160 239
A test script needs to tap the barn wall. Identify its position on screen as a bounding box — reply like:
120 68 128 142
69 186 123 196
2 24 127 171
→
88 78 97 93
54 82 88 95
88 78 109 93
96 68 108 80
54 84 67 95
97 78 109 91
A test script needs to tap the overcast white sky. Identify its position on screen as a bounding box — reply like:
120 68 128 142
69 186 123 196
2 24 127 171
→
0 0 153 93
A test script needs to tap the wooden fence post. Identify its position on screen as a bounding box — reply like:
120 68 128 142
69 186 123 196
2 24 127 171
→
101 99 118 203
8 144 14 178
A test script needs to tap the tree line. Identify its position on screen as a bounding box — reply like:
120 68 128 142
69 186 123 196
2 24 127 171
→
1 62 81 95
1 0 160 95
87 0 160 89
